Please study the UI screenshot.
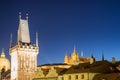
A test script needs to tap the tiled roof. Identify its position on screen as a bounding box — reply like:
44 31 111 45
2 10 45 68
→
93 73 120 80
41 67 67 75
59 60 120 74
38 63 68 67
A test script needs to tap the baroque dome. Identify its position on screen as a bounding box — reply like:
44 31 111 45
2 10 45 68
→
0 48 10 71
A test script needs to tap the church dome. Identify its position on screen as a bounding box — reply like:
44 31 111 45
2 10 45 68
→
0 48 10 71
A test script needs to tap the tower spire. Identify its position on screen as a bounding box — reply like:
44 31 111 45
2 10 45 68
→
64 53 69 64
91 53 94 58
102 50 104 61
19 12 21 19
81 51 84 57
36 32 38 46
1 48 5 57
10 33 12 47
73 45 77 53
17 13 30 44
26 13 28 20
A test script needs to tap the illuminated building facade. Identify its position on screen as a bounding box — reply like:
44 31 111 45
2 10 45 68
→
34 63 70 80
64 47 94 65
0 48 10 71
9 13 39 80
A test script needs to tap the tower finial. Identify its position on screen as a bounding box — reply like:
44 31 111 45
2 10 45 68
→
36 32 38 46
19 12 21 19
26 13 28 20
74 45 76 53
81 51 84 57
10 33 12 48
1 48 5 57
91 52 94 58
102 50 104 61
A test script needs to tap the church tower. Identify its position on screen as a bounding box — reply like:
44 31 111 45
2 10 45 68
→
9 13 39 80
64 53 69 64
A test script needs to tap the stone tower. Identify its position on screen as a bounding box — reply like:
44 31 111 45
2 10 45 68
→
9 13 39 80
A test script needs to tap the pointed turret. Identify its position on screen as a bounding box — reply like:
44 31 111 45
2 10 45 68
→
72 46 79 61
17 13 30 44
64 53 69 64
90 53 95 64
36 32 38 46
10 33 12 48
91 53 94 58
26 13 28 20
1 48 5 57
73 45 77 54
19 12 21 19
81 51 84 57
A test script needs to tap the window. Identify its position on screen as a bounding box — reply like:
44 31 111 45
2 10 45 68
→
69 75 71 80
61 77 64 80
81 74 84 79
76 75 78 79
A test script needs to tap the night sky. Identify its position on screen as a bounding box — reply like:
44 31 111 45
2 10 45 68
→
0 0 120 65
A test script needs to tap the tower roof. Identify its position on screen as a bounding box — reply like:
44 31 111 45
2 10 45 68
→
65 53 69 57
73 45 77 54
17 13 30 44
1 48 5 57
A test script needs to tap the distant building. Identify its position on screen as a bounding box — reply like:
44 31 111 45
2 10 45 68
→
64 47 95 65
0 48 10 72
34 63 70 80
58 60 120 80
0 48 10 80
33 60 120 80
9 13 39 80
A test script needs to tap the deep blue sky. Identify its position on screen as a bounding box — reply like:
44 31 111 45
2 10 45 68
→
0 0 120 65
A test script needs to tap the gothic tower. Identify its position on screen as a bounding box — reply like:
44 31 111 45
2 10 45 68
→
9 13 39 80
64 53 69 64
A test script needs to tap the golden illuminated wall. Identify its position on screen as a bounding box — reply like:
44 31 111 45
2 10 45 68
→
0 49 10 71
0 57 10 71
64 47 92 65
59 73 98 80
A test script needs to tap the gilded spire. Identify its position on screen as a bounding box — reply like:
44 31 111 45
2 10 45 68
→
73 45 77 54
64 53 69 64
65 53 68 57
1 48 5 57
